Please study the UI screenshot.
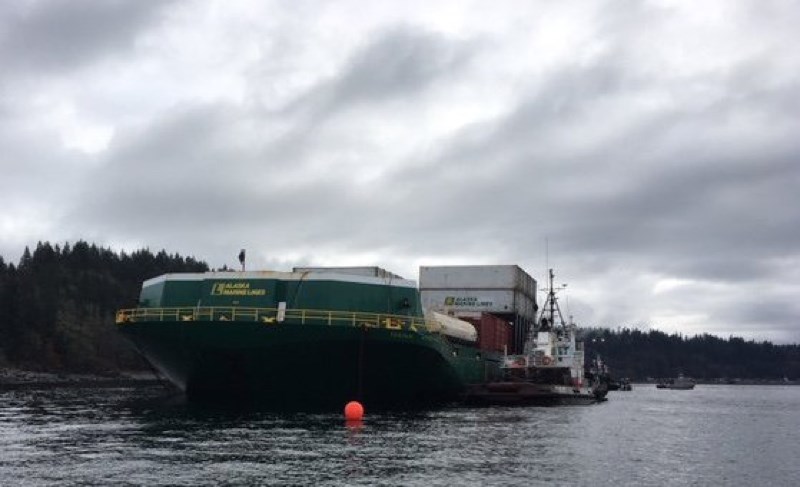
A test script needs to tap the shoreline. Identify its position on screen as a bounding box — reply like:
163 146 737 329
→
0 368 169 390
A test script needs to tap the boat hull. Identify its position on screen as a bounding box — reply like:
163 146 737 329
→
462 381 607 406
121 320 499 410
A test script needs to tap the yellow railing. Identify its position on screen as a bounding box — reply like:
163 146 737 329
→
115 306 442 333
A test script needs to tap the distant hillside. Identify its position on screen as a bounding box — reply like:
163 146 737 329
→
0 241 207 373
581 328 800 381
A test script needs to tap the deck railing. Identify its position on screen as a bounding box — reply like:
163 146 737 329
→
115 306 441 333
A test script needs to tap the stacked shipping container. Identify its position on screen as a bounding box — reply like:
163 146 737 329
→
419 265 538 354
459 313 510 353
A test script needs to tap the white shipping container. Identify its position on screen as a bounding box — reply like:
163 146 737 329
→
293 266 405 279
421 289 537 320
419 265 535 298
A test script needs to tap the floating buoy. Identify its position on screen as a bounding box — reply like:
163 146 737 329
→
344 400 364 421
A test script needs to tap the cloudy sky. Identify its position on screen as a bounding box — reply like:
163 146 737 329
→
1 0 799 342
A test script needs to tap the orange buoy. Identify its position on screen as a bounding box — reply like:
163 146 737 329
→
344 400 364 421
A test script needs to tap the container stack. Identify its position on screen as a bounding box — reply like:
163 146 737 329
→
419 265 537 354
459 313 510 353
293 266 405 279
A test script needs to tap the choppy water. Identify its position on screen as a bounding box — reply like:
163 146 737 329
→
1 384 798 486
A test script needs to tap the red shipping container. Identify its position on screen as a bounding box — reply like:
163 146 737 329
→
461 313 510 353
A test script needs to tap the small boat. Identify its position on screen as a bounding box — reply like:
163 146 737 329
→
656 374 695 390
617 378 632 391
463 269 608 406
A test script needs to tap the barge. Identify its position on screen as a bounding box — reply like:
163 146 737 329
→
116 267 506 410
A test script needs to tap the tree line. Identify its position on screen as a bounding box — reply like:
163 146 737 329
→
0 241 207 373
582 327 800 381
1 241 798 379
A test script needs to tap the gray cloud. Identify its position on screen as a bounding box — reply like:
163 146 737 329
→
2 1 799 343
0 0 174 74
265 25 481 159
311 27 476 113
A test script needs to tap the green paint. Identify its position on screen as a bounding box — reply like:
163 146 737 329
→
123 272 501 409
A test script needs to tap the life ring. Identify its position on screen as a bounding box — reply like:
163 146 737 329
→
542 356 552 366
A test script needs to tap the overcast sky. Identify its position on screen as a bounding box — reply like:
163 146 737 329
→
1 0 798 342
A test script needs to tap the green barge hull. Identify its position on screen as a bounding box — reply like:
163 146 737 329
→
117 269 501 410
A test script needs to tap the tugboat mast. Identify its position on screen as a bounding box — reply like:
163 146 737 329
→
540 269 566 332
523 268 567 355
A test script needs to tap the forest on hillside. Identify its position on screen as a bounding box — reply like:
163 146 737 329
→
0 241 207 373
0 241 798 380
582 328 800 381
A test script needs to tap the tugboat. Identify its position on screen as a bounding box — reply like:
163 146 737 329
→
463 269 608 406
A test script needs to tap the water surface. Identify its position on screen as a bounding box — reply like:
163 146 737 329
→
1 384 798 485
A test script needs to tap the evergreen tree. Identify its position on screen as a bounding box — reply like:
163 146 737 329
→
0 242 208 373
582 328 800 380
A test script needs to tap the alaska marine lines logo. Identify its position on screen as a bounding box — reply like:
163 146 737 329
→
443 296 493 307
211 282 267 296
